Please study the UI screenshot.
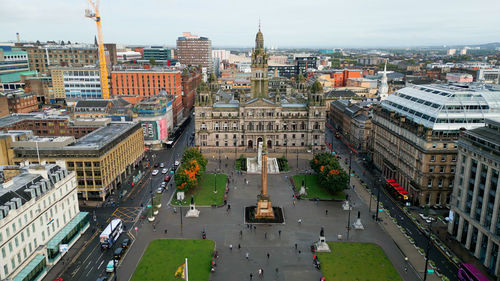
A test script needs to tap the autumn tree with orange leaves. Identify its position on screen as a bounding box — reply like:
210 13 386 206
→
310 152 349 193
175 148 207 191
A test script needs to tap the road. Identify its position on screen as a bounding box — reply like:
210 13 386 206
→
49 117 195 281
326 127 459 281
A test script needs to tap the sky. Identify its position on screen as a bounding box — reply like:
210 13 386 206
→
1 0 499 48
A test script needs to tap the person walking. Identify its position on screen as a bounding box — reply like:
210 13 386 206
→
238 243 241 249
246 252 249 260
229 244 233 251
267 252 270 259
164 228 168 234
240 230 243 237
278 230 281 237
264 232 267 239
294 243 298 250
325 209 328 216
250 273 253 280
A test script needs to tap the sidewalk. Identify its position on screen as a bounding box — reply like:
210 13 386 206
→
338 157 442 281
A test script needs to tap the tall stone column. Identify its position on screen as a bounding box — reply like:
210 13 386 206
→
261 146 267 196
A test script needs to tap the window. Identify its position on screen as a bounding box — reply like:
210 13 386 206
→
440 166 445 173
452 155 457 162
430 156 435 162
432 144 437 149
441 156 446 162
443 144 447 149
429 166 434 173
427 179 433 187
438 179 443 187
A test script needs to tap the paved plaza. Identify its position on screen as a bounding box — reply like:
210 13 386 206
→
117 156 420 281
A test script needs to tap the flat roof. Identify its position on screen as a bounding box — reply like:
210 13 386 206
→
68 122 138 149
0 114 70 128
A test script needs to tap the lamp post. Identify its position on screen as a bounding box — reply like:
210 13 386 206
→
218 148 221 171
296 148 299 172
346 203 351 240
423 219 433 281
348 150 353 188
214 171 217 194
149 176 153 220
375 179 381 222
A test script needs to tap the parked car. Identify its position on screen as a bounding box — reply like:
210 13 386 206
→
174 160 180 167
154 163 159 168
152 170 159 176
164 175 171 182
157 187 163 194
162 168 168 174
160 162 165 168
121 238 130 248
106 260 117 273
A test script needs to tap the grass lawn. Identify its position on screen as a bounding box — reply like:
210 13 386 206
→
171 173 227 206
131 239 214 281
317 242 403 281
293 174 346 200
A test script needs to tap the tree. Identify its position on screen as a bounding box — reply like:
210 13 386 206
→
182 148 207 172
149 58 156 66
310 152 348 193
175 160 201 191
311 80 323 93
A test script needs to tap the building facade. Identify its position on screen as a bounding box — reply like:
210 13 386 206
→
176 33 212 73
0 164 89 280
0 50 30 75
373 83 500 206
11 122 145 201
194 28 326 151
2 90 38 114
181 67 202 116
110 68 183 124
22 44 98 74
143 47 173 62
448 118 500 278
50 66 101 100
133 96 173 148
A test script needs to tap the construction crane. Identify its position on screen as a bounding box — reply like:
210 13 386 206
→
85 0 110 99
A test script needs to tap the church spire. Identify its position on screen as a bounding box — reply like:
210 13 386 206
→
255 21 264 50
379 59 389 100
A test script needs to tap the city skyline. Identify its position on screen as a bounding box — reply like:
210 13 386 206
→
0 0 499 48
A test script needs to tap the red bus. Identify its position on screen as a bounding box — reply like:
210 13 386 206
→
458 263 489 281
384 179 409 202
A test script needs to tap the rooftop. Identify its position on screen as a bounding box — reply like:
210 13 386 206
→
0 113 69 129
75 100 110 109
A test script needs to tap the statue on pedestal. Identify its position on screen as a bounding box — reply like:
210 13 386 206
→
186 196 200 218
315 226 331 252
353 210 364 230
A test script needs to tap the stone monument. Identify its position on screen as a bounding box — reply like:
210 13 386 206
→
315 227 331 252
254 140 275 219
299 178 307 196
342 194 352 210
353 211 364 230
246 142 280 174
185 197 200 218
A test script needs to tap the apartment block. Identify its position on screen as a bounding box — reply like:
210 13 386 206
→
50 66 101 100
176 32 212 72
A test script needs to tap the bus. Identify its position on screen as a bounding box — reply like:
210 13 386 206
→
100 219 123 249
458 263 490 281
384 179 409 203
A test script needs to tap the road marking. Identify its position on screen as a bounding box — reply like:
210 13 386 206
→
98 252 103 260
86 266 93 277
97 260 104 270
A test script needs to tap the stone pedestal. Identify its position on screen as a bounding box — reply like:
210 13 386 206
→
353 218 364 230
342 200 352 211
186 202 200 218
255 198 275 219
299 186 307 196
315 235 331 252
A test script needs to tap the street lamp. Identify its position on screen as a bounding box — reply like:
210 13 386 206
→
296 148 299 172
348 150 353 188
375 179 381 222
214 171 217 194
423 219 433 281
346 202 351 240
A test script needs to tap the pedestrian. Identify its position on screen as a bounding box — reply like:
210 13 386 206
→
229 244 233 251
404 267 407 273
264 232 267 239
267 252 270 259
153 223 156 231
240 230 243 237
164 229 168 234
238 243 241 249
325 209 328 216
246 252 249 260
253 225 256 231
227 204 231 212
293 199 296 206
275 267 279 274
278 230 281 237
294 243 297 250
250 273 253 280
298 250 301 255
298 218 302 224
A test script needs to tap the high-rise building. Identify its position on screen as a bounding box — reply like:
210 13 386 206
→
176 32 212 73
373 83 500 206
22 43 99 74
0 49 30 75
448 118 500 278
50 66 101 100
110 67 183 124
0 164 89 281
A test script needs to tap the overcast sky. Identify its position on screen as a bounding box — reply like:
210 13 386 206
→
1 0 499 48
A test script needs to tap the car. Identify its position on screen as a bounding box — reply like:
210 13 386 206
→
161 182 167 188
153 163 159 168
113 247 124 260
162 168 168 174
152 170 159 176
160 162 165 168
174 160 180 167
164 175 171 182
106 260 117 273
121 238 130 248
96 277 108 281
157 187 163 194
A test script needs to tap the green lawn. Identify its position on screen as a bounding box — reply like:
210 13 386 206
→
293 174 346 200
171 173 227 206
317 242 403 281
131 239 214 281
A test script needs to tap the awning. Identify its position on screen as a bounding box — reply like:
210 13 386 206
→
12 254 45 281
47 212 89 250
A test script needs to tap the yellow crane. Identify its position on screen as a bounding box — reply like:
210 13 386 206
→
85 0 110 99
